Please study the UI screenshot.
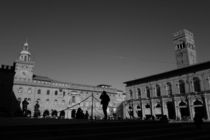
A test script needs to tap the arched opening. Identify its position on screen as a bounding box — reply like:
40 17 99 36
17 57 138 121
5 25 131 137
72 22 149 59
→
193 77 201 92
51 110 58 118
179 80 186 95
166 101 175 119
43 110 50 118
179 101 190 120
193 99 207 119
156 85 161 97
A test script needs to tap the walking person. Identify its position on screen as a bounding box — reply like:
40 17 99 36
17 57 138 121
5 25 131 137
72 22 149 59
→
100 91 110 120
22 98 29 117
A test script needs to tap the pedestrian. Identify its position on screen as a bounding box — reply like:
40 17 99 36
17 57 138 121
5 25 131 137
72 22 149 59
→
71 109 76 119
34 101 40 118
22 98 29 117
100 91 110 120
85 111 89 119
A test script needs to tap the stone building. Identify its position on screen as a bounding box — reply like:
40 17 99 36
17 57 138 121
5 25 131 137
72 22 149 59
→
123 29 210 121
8 42 124 118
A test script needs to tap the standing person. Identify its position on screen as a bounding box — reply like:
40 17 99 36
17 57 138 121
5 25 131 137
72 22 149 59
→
34 101 40 118
22 98 29 117
100 91 110 120
85 111 89 119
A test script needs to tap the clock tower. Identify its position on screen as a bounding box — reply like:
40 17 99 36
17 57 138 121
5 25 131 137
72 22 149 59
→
14 41 35 80
173 29 197 68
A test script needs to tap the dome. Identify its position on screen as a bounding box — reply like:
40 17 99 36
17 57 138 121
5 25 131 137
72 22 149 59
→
20 50 31 55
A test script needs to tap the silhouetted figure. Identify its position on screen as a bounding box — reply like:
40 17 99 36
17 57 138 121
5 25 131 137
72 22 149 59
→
100 91 110 120
71 109 76 119
76 107 84 119
22 98 29 117
59 110 65 119
85 111 89 119
34 101 40 118
194 110 203 129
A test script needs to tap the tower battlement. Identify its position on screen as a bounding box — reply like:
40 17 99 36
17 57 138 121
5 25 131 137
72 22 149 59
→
173 29 193 39
0 64 15 71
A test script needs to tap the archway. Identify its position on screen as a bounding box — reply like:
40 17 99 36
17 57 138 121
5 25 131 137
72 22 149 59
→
179 101 190 120
52 110 58 118
166 101 175 119
43 110 50 118
193 99 207 119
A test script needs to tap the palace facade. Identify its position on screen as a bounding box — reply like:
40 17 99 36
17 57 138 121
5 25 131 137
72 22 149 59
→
8 42 124 118
123 29 210 121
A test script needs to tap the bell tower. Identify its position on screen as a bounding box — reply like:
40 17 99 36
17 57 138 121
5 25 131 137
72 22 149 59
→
173 29 197 68
14 41 35 80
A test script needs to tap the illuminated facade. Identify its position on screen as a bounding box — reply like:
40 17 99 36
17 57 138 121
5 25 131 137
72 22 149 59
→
12 42 124 118
123 29 210 121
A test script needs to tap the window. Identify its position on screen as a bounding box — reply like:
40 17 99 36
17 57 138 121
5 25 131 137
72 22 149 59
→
18 87 23 93
55 90 58 95
137 88 141 99
37 89 41 94
156 85 161 97
47 90 50 95
146 86 150 98
46 99 49 102
193 77 201 92
63 91 65 97
179 80 185 95
72 96 76 103
166 82 172 96
129 90 133 99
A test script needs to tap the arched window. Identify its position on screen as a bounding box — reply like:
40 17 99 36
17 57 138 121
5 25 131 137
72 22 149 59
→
179 80 185 95
55 90 58 95
37 89 41 94
72 96 76 103
47 90 50 95
166 82 172 96
193 77 201 92
137 88 141 99
24 55 27 61
129 90 133 99
156 84 161 97
146 86 150 98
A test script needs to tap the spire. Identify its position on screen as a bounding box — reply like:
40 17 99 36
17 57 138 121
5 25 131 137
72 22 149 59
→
23 39 29 51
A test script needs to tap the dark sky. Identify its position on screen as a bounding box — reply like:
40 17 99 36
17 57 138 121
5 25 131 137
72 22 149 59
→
0 0 210 91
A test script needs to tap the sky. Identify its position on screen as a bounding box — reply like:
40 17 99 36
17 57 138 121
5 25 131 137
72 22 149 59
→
0 0 210 91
